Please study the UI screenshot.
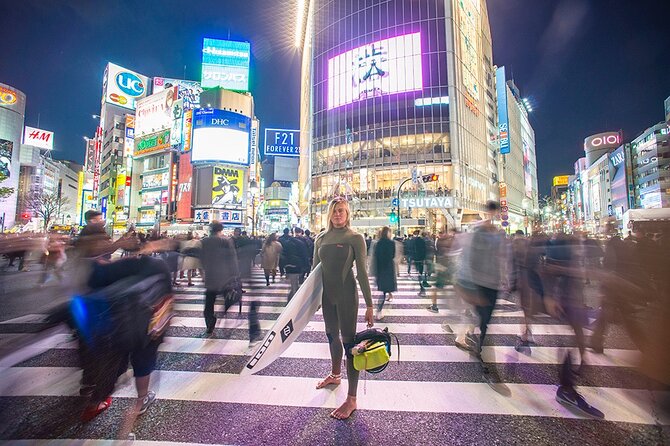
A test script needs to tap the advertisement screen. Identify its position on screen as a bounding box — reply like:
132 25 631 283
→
274 156 299 182
522 139 533 198
609 146 629 214
327 33 423 109
103 62 150 110
0 139 13 178
23 126 54 150
153 77 202 109
135 87 178 138
264 128 301 157
192 109 250 165
201 38 251 91
212 165 244 206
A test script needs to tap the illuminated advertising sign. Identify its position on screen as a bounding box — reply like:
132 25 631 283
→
135 87 178 138
496 66 510 154
201 38 251 91
212 165 244 206
0 85 17 105
176 152 193 219
264 128 301 157
192 108 250 165
522 139 533 198
457 0 481 106
250 119 258 166
182 109 193 153
170 99 184 146
23 126 54 150
609 146 629 215
134 129 171 157
153 77 202 109
584 131 621 152
553 176 569 187
103 63 150 110
124 115 135 157
142 172 170 189
327 32 423 109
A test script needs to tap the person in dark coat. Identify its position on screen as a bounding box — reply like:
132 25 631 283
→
373 226 397 320
200 222 239 334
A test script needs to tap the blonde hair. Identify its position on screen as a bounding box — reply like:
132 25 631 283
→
326 197 351 231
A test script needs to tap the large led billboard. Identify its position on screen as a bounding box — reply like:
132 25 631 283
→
103 63 150 110
153 77 202 109
201 39 251 92
327 32 423 109
135 87 178 138
609 146 629 218
191 108 250 165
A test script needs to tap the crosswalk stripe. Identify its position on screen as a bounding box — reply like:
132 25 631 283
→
2 332 639 367
168 316 589 336
2 367 667 425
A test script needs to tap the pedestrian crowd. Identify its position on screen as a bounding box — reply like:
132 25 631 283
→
1 198 668 432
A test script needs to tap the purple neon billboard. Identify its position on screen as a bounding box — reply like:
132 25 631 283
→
327 32 423 109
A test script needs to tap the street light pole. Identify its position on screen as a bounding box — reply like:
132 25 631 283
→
396 177 413 236
250 180 259 237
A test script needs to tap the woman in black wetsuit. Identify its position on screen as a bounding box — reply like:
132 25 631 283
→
313 197 374 419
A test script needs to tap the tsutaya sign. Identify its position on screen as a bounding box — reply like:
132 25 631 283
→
401 196 454 209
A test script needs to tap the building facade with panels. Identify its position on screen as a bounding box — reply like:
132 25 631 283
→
301 0 497 233
630 122 670 209
0 82 26 230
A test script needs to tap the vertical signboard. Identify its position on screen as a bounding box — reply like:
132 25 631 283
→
609 146 628 220
496 66 510 154
176 152 193 219
182 109 193 153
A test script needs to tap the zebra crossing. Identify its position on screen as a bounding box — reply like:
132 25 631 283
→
0 267 668 444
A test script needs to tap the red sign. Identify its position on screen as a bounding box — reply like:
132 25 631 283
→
176 152 193 220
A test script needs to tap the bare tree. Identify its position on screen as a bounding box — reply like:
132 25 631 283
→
25 191 70 231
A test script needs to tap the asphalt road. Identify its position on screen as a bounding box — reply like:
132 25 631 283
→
0 264 667 445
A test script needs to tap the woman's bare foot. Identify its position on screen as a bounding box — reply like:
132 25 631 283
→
330 396 357 419
316 373 341 389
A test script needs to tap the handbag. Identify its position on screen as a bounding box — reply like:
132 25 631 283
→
351 327 399 373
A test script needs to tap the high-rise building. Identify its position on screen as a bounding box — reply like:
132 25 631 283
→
96 63 150 232
630 122 670 209
299 0 498 233
495 68 539 233
0 82 26 230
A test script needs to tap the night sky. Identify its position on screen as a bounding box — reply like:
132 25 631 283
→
1 0 668 195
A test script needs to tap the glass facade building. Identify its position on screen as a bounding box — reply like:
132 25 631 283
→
630 123 670 209
301 0 497 233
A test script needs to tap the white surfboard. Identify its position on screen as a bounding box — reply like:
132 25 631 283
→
241 264 323 375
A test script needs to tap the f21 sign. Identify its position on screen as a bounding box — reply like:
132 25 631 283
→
264 129 301 157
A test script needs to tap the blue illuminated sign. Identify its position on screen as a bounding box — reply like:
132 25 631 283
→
201 38 251 91
116 71 145 97
496 66 510 155
264 128 301 157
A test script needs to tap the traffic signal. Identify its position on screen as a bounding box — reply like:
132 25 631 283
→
421 174 439 183
389 211 398 224
21 212 30 220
